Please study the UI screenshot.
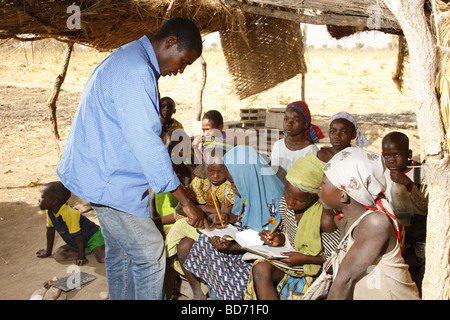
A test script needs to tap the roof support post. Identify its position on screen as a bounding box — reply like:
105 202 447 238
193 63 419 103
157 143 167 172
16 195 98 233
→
383 0 450 300
47 41 73 154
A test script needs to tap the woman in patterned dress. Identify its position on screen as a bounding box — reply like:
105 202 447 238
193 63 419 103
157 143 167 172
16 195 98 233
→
318 147 419 300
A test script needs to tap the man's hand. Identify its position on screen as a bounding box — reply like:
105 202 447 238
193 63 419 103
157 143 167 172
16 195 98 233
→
182 201 208 228
171 184 208 228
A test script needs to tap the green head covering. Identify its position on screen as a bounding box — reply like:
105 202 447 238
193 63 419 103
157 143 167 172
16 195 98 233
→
285 153 325 276
285 153 324 194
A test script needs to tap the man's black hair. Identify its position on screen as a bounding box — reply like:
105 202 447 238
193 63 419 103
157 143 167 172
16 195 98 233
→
153 17 203 56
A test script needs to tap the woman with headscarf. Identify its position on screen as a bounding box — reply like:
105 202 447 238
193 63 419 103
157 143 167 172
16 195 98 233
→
183 145 284 300
317 111 371 163
318 147 420 300
270 101 324 183
244 153 340 300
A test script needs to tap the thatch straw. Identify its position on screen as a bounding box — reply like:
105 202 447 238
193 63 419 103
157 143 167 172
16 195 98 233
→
392 35 409 93
0 0 227 50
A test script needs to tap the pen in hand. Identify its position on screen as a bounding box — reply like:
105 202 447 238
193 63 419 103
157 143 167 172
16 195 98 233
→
210 190 224 228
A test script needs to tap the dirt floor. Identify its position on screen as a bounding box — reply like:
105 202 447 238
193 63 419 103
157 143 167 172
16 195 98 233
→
0 41 419 300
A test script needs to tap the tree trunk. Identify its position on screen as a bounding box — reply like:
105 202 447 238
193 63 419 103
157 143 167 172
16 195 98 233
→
383 0 450 299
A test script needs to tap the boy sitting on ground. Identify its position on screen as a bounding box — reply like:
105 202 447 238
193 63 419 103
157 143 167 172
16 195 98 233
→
37 181 105 265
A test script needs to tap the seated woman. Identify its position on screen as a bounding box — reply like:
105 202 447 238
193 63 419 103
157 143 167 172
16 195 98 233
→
318 147 420 300
183 145 284 300
270 101 322 183
244 153 339 300
317 111 371 163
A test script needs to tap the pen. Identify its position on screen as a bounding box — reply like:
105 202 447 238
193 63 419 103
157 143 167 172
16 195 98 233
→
210 190 224 228
268 221 280 235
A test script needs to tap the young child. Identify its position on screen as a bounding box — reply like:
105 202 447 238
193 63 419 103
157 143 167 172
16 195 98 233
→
317 111 371 163
165 145 234 300
37 181 105 265
192 109 232 177
151 130 194 237
382 131 427 225
270 101 323 183
244 154 339 300
317 147 420 300
159 96 183 141
381 131 427 292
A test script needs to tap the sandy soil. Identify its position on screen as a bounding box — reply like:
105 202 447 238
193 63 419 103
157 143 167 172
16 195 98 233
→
0 41 418 300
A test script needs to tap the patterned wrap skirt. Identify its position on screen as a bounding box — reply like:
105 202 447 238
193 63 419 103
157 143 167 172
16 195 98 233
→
183 233 252 300
244 259 315 300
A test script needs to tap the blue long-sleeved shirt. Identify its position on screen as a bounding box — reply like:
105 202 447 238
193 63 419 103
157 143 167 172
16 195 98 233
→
57 36 180 218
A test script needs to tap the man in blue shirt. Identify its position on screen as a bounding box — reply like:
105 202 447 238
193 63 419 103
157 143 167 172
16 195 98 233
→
57 18 206 300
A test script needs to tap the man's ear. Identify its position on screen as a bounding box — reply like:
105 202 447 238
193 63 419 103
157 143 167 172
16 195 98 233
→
340 191 351 204
408 149 412 159
166 35 178 48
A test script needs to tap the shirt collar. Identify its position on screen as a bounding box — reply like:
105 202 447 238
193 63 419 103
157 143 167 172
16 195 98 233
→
402 160 417 174
139 35 161 79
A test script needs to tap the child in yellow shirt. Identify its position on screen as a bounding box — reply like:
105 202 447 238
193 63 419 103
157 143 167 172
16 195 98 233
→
37 181 105 265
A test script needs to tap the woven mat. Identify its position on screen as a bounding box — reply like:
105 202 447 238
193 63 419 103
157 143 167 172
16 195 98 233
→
220 14 306 99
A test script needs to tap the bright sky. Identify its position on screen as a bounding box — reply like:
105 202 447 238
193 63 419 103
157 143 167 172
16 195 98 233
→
306 24 392 48
204 24 392 49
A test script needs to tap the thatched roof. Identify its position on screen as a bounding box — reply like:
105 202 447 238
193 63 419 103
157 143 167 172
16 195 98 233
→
0 1 229 49
0 0 404 98
0 0 402 49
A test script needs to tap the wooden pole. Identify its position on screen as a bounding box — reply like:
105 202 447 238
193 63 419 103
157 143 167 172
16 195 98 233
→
301 23 307 102
47 41 73 142
196 54 207 121
383 0 450 300
226 0 398 30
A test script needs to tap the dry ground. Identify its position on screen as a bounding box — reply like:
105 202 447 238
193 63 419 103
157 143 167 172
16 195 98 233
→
0 39 418 300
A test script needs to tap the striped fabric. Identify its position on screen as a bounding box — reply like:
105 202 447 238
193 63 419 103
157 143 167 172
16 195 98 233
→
279 197 340 260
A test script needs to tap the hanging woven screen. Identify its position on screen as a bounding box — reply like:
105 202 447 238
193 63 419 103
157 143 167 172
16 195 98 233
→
219 14 306 99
